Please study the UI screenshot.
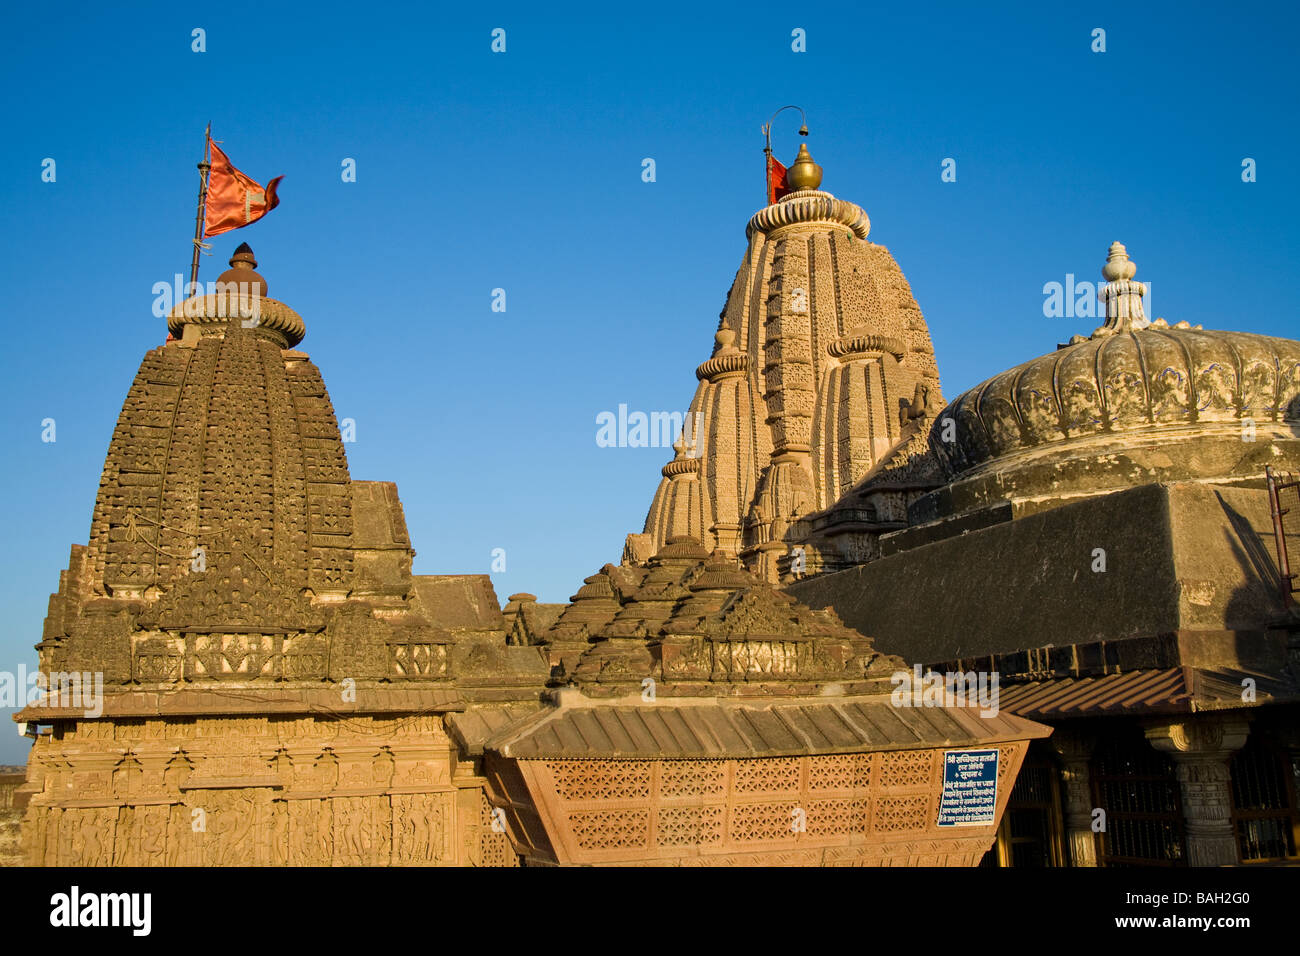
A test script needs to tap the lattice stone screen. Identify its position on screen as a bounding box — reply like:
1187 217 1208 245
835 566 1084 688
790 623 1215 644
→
491 744 1026 866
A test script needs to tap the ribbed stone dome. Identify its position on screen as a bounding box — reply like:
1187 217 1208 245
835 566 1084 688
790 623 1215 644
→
933 327 1300 478
931 243 1300 482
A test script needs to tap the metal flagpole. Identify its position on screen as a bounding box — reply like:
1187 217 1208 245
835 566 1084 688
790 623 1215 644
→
1267 465 1296 609
187 125 213 296
762 106 809 203
763 120 773 204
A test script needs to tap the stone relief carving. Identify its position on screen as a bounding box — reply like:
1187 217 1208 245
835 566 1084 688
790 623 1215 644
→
21 713 494 867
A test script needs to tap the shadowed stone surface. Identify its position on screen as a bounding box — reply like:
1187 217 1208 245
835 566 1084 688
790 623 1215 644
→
789 482 1297 662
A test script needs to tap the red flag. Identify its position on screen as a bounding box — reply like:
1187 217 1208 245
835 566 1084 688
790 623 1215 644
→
204 137 283 237
766 154 790 205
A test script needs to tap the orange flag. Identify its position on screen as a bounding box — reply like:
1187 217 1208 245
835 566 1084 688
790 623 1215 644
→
766 153 790 205
204 137 283 237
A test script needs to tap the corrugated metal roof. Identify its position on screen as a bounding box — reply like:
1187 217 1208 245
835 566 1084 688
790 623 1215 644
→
997 666 1300 719
14 685 465 721
486 694 1050 759
998 669 1189 717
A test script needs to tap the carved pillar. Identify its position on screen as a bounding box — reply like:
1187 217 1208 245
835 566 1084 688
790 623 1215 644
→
1049 729 1098 868
1145 714 1250 867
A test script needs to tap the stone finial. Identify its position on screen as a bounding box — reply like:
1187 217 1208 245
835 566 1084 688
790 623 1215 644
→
786 143 823 191
1101 241 1136 282
1094 240 1148 336
662 425 704 477
216 241 268 297
696 326 747 381
229 241 257 270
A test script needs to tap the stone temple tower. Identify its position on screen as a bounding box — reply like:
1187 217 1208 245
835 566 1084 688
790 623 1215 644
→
16 245 548 866
630 146 944 580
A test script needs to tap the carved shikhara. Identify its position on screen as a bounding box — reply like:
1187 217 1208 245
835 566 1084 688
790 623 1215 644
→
484 743 1028 866
18 259 552 866
20 714 517 867
638 188 944 581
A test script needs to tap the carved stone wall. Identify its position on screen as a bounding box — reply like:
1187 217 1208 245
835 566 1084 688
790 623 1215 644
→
0 772 24 867
19 714 517 867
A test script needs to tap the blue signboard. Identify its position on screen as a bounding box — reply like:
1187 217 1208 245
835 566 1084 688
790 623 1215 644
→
937 749 998 827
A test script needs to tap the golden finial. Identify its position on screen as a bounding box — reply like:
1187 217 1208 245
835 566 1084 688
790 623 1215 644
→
787 143 823 191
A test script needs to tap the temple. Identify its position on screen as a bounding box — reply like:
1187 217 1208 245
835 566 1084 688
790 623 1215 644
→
623 144 1300 865
9 133 1300 867
8 231 1047 866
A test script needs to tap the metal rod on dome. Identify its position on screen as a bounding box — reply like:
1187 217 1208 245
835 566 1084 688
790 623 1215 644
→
187 125 213 297
762 106 809 202
1267 465 1296 609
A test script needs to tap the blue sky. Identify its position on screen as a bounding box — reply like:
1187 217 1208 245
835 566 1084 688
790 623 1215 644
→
1 1 1296 760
